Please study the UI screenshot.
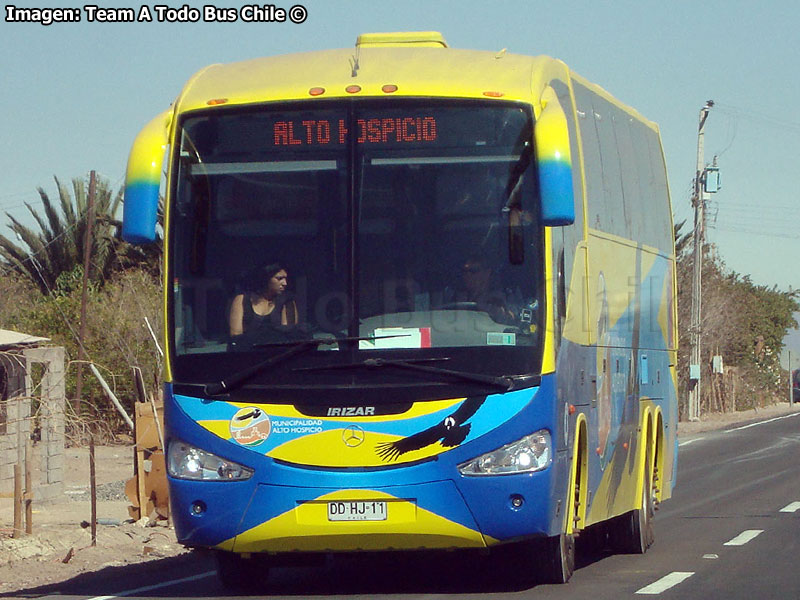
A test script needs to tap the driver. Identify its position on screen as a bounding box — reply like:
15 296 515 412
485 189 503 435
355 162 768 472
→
447 255 517 324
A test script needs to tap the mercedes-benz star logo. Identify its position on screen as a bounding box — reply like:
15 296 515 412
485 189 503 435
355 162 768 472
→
342 425 365 447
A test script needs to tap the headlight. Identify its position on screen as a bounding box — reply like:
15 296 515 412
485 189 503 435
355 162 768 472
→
167 440 253 481
458 430 552 476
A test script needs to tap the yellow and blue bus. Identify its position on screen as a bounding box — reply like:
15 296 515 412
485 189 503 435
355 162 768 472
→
123 31 678 586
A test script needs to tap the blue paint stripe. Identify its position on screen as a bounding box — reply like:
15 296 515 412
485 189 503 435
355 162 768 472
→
538 160 574 225
122 182 159 243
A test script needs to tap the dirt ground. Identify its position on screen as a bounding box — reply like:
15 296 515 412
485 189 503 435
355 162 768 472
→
0 446 188 593
0 401 797 593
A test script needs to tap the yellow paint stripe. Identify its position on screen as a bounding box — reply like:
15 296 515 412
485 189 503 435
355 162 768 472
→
218 489 494 553
198 419 231 440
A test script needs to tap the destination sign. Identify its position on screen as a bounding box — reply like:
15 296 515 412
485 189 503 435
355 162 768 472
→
273 116 437 147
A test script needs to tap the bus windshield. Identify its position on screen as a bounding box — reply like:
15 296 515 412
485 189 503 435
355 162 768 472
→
170 100 544 391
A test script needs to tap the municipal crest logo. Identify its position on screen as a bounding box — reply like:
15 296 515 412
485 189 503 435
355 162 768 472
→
230 407 271 447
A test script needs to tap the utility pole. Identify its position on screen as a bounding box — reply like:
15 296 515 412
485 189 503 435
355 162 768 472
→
688 101 714 422
74 170 96 418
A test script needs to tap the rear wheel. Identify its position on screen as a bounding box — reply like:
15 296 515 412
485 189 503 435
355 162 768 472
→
214 550 270 591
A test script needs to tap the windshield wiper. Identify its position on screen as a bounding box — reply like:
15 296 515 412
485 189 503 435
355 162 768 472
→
204 334 410 396
295 357 513 391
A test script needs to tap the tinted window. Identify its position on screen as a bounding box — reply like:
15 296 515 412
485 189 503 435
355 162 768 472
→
169 100 547 390
573 81 671 250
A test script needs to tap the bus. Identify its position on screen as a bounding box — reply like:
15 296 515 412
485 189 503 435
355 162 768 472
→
122 31 678 586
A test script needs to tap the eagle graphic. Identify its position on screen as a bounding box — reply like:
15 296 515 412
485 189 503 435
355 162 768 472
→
375 396 486 461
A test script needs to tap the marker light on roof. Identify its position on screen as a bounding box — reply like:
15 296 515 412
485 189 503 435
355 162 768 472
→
309 87 325 96
206 98 228 105
482 91 504 97
382 84 398 93
345 85 362 94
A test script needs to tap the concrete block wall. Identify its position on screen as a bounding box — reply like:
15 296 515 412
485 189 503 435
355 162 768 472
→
0 353 28 496
0 347 65 503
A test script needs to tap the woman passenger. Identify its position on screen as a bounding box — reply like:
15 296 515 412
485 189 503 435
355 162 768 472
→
229 262 299 338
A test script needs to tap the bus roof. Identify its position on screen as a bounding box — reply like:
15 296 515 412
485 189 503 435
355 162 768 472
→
172 31 657 132
174 32 568 113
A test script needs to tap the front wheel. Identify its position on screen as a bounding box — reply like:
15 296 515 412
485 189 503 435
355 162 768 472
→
538 532 575 584
214 550 270 591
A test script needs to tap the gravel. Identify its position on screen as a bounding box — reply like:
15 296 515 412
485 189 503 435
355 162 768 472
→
64 480 127 502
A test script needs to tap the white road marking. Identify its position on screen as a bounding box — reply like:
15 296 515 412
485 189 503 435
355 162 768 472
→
702 553 719 559
780 501 800 513
724 529 764 546
724 412 800 433
678 437 704 447
636 571 694 595
87 570 215 600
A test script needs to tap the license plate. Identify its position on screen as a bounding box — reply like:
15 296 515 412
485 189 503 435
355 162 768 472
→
327 500 387 521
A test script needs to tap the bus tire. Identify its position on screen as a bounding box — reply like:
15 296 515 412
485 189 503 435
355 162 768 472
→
538 532 575 584
608 464 655 554
214 550 269 590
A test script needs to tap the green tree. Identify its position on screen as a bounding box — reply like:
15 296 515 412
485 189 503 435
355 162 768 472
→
676 242 799 416
5 267 163 442
0 175 161 294
674 219 692 258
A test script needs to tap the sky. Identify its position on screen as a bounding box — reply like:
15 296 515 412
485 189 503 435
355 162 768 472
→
2 0 799 292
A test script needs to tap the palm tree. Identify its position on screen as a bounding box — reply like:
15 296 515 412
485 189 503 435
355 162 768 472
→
0 175 160 295
674 219 693 259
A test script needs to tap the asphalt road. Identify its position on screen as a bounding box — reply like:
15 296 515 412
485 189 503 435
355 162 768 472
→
19 411 800 599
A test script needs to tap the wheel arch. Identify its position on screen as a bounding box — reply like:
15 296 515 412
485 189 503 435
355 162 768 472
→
653 408 665 503
567 412 589 533
638 403 666 500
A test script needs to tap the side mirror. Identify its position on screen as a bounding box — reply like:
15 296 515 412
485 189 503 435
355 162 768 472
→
535 86 575 226
122 110 171 243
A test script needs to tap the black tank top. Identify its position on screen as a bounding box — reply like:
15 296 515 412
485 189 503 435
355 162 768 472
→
242 293 296 331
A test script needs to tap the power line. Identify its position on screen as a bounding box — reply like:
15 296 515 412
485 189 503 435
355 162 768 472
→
710 201 800 213
709 225 800 240
0 191 35 202
709 211 795 223
713 102 800 133
4 219 81 265
719 216 800 225
0 202 36 212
